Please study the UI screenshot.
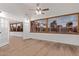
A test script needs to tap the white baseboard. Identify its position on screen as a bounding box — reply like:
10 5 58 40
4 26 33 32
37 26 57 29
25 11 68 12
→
0 41 9 47
23 36 79 46
23 36 31 40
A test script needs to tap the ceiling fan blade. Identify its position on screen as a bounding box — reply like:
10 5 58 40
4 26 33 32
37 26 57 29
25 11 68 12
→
42 8 49 11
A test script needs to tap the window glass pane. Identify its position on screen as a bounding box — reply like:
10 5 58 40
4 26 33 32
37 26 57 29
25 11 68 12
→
39 20 46 32
10 22 23 32
31 19 46 32
48 15 77 33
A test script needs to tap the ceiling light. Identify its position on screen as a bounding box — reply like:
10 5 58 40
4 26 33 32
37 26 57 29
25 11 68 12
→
36 8 42 15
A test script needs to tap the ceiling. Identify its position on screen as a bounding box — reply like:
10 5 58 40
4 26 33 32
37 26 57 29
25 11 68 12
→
0 3 79 22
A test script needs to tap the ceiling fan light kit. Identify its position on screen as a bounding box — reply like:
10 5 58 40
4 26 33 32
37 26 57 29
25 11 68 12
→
36 7 42 15
29 3 49 15
36 10 42 15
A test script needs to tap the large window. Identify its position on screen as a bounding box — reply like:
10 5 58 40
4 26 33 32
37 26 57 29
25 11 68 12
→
30 19 46 32
30 13 79 34
10 22 23 32
48 15 77 33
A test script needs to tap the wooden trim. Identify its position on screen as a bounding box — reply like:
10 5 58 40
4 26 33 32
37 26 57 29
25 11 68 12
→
30 32 79 35
77 14 79 32
10 22 23 32
29 21 32 32
10 22 23 24
45 18 48 32
29 17 32 32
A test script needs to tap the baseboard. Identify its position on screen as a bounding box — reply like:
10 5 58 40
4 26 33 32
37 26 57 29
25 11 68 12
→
23 36 31 40
0 41 9 47
23 36 79 46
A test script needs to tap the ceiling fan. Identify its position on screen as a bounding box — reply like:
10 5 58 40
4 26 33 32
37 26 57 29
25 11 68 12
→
29 3 49 15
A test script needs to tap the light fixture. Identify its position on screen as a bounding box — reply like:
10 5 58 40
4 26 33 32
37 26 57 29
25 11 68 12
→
36 7 42 15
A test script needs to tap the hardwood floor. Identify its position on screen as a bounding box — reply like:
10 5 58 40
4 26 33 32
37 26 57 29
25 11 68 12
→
0 36 79 56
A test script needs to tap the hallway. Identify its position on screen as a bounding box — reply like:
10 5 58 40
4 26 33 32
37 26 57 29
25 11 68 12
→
0 36 79 56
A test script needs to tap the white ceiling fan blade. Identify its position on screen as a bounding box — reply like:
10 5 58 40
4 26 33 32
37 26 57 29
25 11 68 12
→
42 8 49 11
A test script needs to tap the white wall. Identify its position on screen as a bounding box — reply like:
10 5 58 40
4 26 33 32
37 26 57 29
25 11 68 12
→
23 4 79 46
23 20 79 46
0 17 9 47
10 32 23 37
